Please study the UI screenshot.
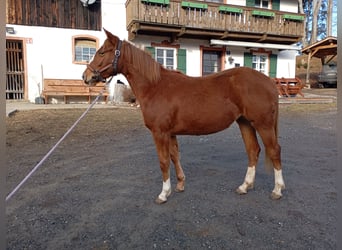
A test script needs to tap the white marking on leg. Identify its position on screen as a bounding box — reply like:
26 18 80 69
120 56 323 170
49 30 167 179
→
272 169 285 198
237 166 256 194
158 178 171 202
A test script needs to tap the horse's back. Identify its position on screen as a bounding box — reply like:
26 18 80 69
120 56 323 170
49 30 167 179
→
219 67 277 93
174 67 277 97
208 67 279 125
158 67 278 111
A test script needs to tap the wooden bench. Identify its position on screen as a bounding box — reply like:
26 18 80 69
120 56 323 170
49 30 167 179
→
43 79 109 104
274 77 304 97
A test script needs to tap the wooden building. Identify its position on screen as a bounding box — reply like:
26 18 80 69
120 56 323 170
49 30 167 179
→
5 0 304 103
5 0 103 102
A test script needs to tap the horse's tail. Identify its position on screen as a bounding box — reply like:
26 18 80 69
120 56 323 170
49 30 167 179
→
264 103 279 173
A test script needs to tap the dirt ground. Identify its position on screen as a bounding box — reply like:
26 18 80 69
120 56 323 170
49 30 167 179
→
6 103 337 249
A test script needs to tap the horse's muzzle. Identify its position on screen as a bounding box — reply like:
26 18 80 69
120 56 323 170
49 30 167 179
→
82 70 105 85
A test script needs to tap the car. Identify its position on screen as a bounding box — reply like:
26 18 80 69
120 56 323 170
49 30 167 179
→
317 62 337 88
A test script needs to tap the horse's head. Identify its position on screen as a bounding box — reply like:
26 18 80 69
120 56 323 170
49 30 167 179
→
82 29 122 85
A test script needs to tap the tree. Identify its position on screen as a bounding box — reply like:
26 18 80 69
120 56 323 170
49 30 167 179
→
297 0 307 46
302 0 336 45
326 0 333 36
309 0 323 44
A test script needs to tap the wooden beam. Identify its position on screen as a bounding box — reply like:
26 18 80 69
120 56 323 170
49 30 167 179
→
258 33 268 42
305 51 312 87
220 31 229 39
315 44 337 50
325 54 337 64
177 27 186 37
128 21 301 44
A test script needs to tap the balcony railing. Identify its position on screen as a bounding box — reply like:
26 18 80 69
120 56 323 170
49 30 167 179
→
126 0 304 44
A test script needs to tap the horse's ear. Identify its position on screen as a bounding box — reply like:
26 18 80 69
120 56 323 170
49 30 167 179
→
103 28 115 40
103 28 111 37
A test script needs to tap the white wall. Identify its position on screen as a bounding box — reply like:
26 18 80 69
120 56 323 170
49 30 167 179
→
225 0 299 12
7 25 104 102
178 38 209 77
279 0 299 12
6 1 128 102
100 0 129 99
130 35 210 77
276 50 298 78
101 0 127 40
227 0 248 6
224 47 246 70
131 34 298 79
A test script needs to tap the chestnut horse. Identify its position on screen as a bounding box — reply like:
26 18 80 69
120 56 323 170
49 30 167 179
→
83 29 285 203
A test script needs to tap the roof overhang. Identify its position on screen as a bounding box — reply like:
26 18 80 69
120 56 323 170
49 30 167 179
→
301 36 337 59
210 39 301 51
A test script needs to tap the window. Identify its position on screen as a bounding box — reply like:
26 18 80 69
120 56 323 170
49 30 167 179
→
255 0 269 8
156 48 176 69
244 52 277 77
252 54 268 75
145 46 186 74
202 50 222 76
73 36 98 64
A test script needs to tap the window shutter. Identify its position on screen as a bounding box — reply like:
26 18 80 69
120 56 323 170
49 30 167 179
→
145 46 156 59
272 0 280 11
269 54 277 78
246 0 254 7
243 52 253 68
177 48 187 74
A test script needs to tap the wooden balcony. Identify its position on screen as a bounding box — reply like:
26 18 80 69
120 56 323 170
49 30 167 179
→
126 0 304 44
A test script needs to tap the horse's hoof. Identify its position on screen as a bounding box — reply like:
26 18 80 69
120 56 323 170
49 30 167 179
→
174 187 184 193
155 197 167 204
236 187 247 195
270 192 282 200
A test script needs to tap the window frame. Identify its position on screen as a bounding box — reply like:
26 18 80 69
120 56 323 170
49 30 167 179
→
255 0 270 8
252 53 269 75
72 35 99 65
147 42 186 73
155 47 177 70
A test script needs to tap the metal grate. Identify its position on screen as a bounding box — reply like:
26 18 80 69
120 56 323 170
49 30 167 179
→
6 40 25 100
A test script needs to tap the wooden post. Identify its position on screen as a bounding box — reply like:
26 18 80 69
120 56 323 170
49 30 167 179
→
305 51 312 88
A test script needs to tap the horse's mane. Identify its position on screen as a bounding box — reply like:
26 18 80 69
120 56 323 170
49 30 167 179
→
122 41 161 83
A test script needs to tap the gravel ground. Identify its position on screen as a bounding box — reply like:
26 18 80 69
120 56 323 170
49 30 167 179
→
6 103 337 249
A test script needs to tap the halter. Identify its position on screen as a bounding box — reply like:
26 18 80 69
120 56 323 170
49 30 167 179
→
87 39 122 83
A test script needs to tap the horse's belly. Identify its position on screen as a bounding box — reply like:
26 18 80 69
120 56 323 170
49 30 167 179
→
173 112 237 135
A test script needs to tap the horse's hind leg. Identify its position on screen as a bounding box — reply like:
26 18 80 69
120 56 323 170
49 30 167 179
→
256 127 285 199
170 136 186 192
236 117 261 195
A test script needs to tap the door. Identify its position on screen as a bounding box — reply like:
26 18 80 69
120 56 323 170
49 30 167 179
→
6 39 25 100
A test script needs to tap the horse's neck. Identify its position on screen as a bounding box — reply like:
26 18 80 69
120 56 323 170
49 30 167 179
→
121 63 156 105
119 43 160 105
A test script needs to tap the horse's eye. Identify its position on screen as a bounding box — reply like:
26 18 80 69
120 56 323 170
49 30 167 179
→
99 52 105 57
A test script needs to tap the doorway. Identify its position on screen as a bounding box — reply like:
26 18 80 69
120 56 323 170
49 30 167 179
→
6 39 25 100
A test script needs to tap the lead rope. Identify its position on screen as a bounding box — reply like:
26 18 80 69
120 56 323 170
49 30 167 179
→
6 81 112 202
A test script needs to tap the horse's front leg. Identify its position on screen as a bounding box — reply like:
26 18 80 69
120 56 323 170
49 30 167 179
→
152 132 172 204
170 135 185 192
